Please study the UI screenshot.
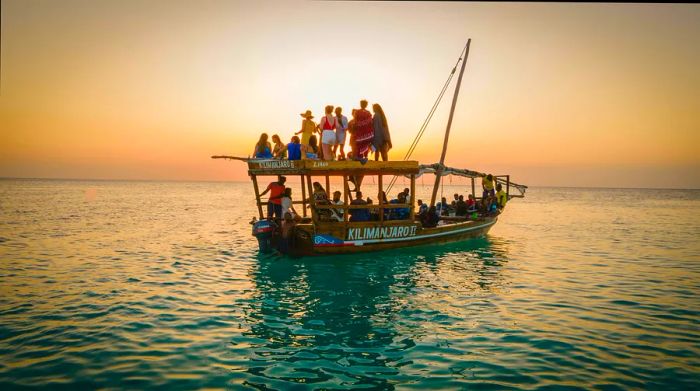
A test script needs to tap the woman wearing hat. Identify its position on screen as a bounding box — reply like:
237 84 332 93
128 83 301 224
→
295 110 317 148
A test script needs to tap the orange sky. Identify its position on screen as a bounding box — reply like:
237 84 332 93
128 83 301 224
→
1 1 699 188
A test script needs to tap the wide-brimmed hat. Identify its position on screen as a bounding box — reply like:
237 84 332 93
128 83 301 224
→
300 110 314 119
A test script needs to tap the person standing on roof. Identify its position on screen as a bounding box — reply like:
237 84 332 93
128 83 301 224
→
295 110 316 149
371 103 392 161
334 107 348 160
354 100 374 159
347 109 357 155
318 105 338 161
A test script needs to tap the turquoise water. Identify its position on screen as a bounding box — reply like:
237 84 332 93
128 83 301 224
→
1 179 699 389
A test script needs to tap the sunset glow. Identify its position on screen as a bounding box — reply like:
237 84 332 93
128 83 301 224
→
1 1 698 188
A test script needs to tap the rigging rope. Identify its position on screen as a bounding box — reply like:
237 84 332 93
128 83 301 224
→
385 45 467 195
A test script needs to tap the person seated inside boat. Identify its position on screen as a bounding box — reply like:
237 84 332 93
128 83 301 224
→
482 174 495 199
258 175 286 219
368 196 379 221
436 197 449 216
389 192 409 220
378 191 390 220
396 192 410 220
496 183 507 209
479 195 489 214
281 188 299 220
402 188 410 201
452 193 459 210
455 194 468 217
253 133 273 159
308 182 332 221
271 134 286 160
467 194 477 212
481 195 498 216
420 205 440 228
349 191 370 222
302 135 320 160
287 136 302 161
373 197 387 221
386 193 397 220
278 212 295 254
331 191 344 221
417 199 428 217
488 196 499 215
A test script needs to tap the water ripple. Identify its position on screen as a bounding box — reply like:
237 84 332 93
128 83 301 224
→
1 182 699 388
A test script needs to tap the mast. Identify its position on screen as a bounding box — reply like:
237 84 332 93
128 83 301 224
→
430 39 471 208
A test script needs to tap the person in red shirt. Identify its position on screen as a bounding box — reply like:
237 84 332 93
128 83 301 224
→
354 100 374 159
467 194 477 212
259 175 287 219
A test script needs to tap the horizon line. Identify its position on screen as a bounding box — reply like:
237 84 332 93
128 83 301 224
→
1 176 698 191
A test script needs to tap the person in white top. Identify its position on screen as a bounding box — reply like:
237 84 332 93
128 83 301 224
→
331 191 344 221
318 105 338 161
333 107 349 160
280 188 299 219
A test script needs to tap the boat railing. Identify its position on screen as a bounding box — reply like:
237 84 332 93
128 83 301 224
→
311 202 414 224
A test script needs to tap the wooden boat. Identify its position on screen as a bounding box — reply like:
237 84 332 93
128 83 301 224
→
213 39 527 256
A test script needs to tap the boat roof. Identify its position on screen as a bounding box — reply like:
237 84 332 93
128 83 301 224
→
246 159 420 176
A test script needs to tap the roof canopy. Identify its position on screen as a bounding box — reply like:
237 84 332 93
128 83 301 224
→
243 159 421 176
417 163 528 196
211 156 526 196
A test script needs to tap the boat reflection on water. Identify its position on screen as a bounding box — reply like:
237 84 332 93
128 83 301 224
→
238 237 511 388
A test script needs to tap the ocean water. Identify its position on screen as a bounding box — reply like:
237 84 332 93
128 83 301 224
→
1 179 699 389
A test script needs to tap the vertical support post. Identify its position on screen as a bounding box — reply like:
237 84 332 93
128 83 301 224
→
306 175 314 221
410 174 416 220
506 175 510 198
300 174 307 218
325 175 331 199
430 39 471 207
343 175 349 222
471 177 476 199
251 174 264 219
378 174 384 224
